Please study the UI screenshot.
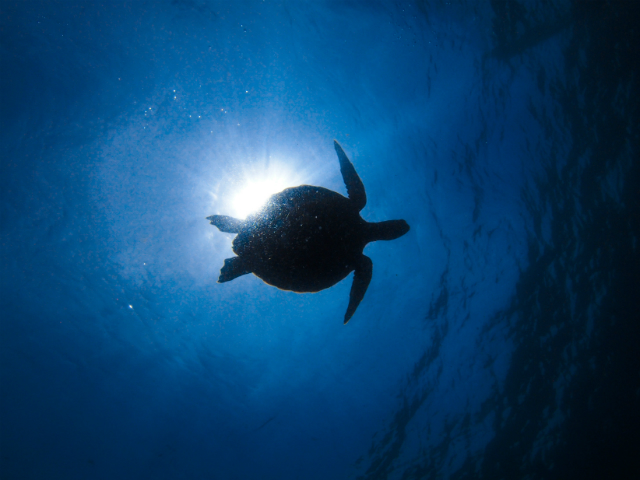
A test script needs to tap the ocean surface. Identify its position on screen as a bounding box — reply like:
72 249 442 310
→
1 1 638 479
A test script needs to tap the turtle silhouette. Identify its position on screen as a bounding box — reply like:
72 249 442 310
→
207 140 410 324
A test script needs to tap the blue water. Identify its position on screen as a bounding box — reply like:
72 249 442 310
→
1 1 638 479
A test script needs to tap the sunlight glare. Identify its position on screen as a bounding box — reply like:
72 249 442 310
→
228 159 305 219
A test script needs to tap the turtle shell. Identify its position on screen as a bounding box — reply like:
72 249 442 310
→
232 185 366 292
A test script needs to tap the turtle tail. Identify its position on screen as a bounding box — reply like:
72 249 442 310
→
364 220 410 243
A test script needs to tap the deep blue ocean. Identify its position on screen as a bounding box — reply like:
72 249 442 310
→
1 1 638 479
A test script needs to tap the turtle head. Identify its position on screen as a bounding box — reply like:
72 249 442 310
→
365 219 410 243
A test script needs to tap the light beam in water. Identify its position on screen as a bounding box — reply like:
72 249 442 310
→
227 158 307 219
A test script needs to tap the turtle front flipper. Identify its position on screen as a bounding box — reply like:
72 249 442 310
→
344 254 373 324
207 215 245 233
218 257 251 283
334 140 367 211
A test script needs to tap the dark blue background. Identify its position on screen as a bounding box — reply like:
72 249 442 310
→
1 1 638 479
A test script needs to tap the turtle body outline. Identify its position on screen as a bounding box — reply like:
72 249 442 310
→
207 140 410 324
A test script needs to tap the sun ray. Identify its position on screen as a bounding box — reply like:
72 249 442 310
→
227 158 308 219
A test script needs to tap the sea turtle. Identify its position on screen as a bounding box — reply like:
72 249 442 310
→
207 140 410 324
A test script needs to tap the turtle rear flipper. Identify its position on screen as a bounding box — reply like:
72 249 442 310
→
207 215 245 233
334 140 366 211
218 257 251 283
344 254 373 324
